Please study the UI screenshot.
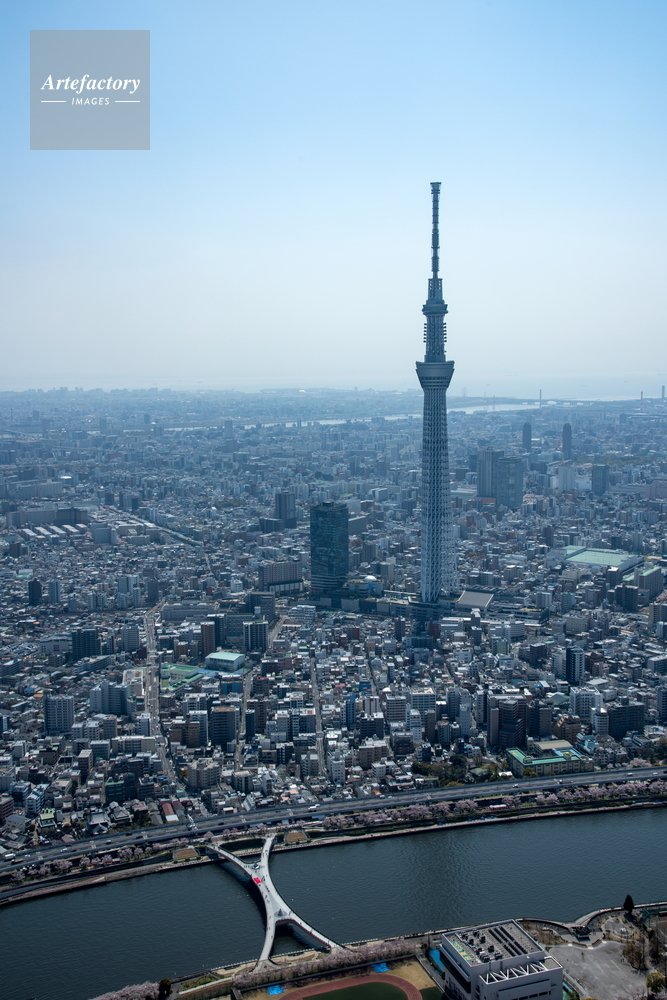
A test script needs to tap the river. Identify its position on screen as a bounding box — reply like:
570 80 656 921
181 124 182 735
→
5 809 666 1000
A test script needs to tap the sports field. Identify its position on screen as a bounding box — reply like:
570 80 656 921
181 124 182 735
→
245 957 440 1000
291 983 408 1000
280 971 438 1000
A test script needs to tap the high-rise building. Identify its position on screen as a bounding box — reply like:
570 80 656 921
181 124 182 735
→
71 628 100 662
497 697 527 750
607 700 645 739
47 579 61 604
207 614 226 648
477 448 504 500
274 490 297 529
244 591 276 619
210 705 238 748
385 695 407 723
344 694 357 731
522 421 532 452
528 700 553 740
244 618 269 653
411 687 436 721
458 695 472 737
496 457 524 510
327 752 345 785
310 501 349 592
565 646 585 686
416 182 457 603
44 695 74 735
200 620 216 657
121 624 141 653
245 709 256 741
656 687 667 723
258 558 303 593
562 422 573 459
28 579 42 606
591 464 609 496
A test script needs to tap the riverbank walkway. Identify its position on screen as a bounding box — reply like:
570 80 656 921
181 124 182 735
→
208 835 341 965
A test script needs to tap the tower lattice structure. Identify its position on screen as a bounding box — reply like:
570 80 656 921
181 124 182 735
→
416 182 458 603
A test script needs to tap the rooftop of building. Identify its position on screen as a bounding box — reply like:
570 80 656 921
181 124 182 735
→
564 546 641 568
508 743 588 766
204 651 247 670
456 590 494 610
442 919 544 968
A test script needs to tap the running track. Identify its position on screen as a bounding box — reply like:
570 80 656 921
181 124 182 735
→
282 973 423 1000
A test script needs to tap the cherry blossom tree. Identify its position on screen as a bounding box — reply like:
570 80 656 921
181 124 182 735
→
89 982 158 1000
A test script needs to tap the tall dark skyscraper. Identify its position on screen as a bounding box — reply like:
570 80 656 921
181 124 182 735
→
28 579 42 606
310 501 349 593
274 490 297 528
477 447 504 500
71 627 100 663
566 646 584 686
591 464 609 496
522 421 532 452
562 422 573 460
496 457 524 510
416 183 457 603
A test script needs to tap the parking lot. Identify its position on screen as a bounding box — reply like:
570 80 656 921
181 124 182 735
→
549 940 646 999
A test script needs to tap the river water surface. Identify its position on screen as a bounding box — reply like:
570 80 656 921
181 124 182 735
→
5 809 667 1000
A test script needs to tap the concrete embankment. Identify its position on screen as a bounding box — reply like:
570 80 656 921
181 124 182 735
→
0 856 212 908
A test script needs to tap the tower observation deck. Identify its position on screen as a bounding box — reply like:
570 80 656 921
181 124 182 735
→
416 183 458 604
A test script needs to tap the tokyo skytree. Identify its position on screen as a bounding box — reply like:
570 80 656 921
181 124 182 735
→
416 182 458 604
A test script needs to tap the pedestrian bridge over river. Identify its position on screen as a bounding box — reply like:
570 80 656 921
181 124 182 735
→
208 835 341 966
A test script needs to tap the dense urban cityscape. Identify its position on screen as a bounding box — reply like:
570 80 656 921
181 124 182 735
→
8 0 667 995
3 191 667 1000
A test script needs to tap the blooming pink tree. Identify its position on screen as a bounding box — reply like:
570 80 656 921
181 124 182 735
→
89 982 158 1000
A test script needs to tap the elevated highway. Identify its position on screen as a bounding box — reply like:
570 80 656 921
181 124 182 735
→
3 765 666 875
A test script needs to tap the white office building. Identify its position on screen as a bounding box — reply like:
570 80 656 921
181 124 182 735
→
569 687 599 717
411 687 436 721
327 751 345 785
458 694 472 738
439 920 563 1000
408 708 423 742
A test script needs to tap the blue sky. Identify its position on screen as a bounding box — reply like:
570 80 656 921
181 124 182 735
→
2 0 666 397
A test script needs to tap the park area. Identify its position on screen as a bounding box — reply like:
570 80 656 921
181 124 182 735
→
244 959 440 1000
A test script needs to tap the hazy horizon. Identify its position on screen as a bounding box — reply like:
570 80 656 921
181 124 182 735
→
0 373 664 403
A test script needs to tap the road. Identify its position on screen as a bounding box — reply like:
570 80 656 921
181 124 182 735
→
3 765 665 877
234 617 282 770
143 602 175 784
310 654 325 775
233 660 256 771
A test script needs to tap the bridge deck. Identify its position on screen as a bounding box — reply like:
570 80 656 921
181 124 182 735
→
210 835 340 965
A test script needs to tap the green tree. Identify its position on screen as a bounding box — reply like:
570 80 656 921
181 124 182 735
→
623 940 646 970
157 978 172 999
624 894 635 915
646 970 666 995
649 928 663 965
